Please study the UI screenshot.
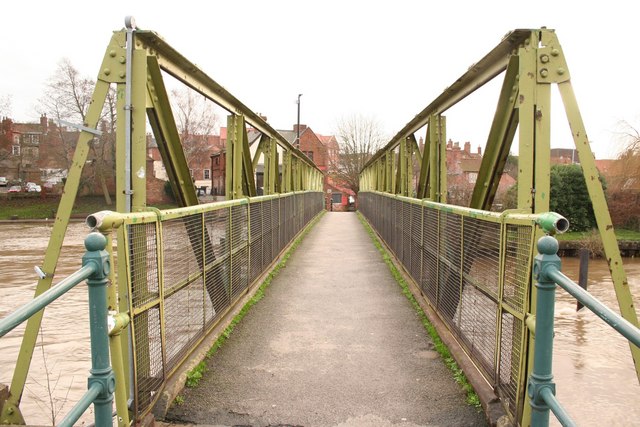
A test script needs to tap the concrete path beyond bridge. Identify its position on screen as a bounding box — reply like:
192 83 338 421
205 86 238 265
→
165 212 486 427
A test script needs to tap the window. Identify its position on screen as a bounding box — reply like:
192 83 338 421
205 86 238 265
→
303 150 314 161
331 192 342 203
12 145 20 156
467 172 478 184
22 133 40 145
215 157 219 165
203 169 210 180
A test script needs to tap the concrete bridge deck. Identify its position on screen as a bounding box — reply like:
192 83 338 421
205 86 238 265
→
164 212 486 426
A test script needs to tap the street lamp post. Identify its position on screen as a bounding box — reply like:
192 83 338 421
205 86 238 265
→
296 94 302 148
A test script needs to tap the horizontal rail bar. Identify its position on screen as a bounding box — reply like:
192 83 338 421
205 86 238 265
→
540 387 576 427
57 382 103 427
90 191 323 232
0 264 96 337
547 267 640 348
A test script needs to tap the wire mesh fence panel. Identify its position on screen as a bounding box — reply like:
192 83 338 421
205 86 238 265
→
359 192 537 422
409 202 422 284
230 205 249 299
163 215 204 295
503 224 533 315
249 202 263 283
422 208 439 304
458 285 498 381
128 223 160 308
462 218 501 299
121 192 323 419
499 310 523 417
133 306 163 419
204 208 231 325
262 199 272 271
271 198 280 260
438 211 463 330
164 280 206 371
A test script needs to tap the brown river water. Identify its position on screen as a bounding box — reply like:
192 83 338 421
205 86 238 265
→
0 223 639 426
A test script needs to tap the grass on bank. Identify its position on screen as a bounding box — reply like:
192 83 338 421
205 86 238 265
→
356 212 481 409
0 195 177 220
179 210 325 398
555 229 640 241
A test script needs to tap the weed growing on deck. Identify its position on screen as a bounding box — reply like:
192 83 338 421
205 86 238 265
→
357 212 481 409
183 210 326 390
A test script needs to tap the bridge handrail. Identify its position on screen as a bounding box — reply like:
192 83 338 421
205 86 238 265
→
548 268 640 347
365 190 568 233
0 265 96 337
84 191 324 420
0 232 116 427
529 235 640 427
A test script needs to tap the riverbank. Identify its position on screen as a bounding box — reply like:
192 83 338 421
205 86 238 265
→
0 195 177 220
1 197 638 256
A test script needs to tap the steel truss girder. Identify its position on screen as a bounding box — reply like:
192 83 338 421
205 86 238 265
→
360 27 640 425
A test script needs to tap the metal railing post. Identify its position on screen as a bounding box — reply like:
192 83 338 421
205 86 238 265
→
82 232 116 426
528 235 561 427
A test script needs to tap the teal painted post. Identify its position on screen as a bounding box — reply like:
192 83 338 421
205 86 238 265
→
82 232 115 426
528 236 561 426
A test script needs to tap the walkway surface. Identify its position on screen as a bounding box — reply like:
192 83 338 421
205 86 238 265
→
165 212 486 426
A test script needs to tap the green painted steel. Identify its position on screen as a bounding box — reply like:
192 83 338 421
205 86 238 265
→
1 78 111 425
0 265 95 337
359 191 545 421
528 236 564 427
88 191 323 420
526 232 640 426
2 18 324 424
360 27 640 424
547 265 640 348
0 232 116 427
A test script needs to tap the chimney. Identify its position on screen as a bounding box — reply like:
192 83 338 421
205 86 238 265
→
40 114 48 134
477 146 482 156
447 139 453 149
418 136 424 151
453 141 460 150
464 141 470 154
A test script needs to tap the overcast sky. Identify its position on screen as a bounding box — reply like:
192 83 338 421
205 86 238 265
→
1 1 638 159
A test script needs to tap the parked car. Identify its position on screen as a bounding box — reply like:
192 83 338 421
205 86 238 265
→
8 186 21 193
0 177 7 187
28 185 42 193
25 182 37 191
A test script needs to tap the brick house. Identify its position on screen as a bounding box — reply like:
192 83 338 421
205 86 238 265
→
147 132 224 196
0 115 116 195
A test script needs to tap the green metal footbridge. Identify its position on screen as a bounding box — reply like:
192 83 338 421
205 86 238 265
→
0 19 638 427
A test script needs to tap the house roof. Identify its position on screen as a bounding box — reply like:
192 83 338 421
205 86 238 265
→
460 158 482 173
278 129 298 145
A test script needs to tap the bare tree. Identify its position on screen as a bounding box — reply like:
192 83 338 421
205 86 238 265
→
0 96 12 162
39 59 116 203
606 120 640 230
171 88 219 174
0 94 11 117
331 114 386 194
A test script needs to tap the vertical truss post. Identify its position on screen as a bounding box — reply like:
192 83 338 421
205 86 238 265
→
428 115 447 202
399 136 407 196
226 114 245 200
517 35 537 212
